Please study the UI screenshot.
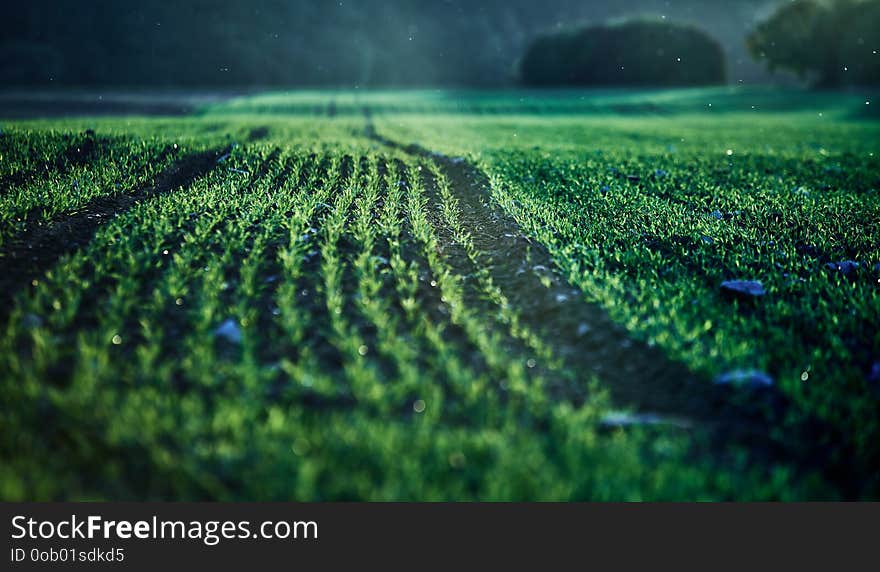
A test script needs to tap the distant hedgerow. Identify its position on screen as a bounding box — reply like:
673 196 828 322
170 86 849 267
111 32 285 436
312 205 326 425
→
519 19 726 87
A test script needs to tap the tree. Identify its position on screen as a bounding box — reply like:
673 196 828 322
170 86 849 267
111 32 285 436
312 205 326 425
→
747 0 880 87
519 19 726 87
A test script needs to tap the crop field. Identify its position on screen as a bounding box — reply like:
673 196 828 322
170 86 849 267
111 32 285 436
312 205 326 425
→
1 87 878 500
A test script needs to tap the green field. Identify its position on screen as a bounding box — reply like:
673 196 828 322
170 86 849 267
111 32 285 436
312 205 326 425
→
1 87 878 500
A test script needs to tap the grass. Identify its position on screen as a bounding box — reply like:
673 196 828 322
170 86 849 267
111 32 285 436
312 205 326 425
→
0 87 877 500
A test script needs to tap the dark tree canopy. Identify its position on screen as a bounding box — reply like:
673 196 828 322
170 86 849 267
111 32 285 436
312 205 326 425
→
747 0 880 87
519 19 726 87
0 1 782 88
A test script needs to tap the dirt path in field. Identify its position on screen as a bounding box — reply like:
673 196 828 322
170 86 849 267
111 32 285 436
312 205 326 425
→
0 145 230 318
363 113 864 493
366 115 722 418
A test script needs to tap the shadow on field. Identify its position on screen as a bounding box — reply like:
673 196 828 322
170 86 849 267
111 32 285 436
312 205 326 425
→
363 111 866 498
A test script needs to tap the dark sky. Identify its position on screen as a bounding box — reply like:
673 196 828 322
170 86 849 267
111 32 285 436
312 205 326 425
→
1 0 789 87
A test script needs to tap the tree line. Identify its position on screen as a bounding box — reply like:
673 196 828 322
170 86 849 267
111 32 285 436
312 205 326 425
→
1 0 877 88
521 0 879 87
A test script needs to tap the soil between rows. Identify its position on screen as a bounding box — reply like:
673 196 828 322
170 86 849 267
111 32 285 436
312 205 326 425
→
363 114 864 495
0 145 230 316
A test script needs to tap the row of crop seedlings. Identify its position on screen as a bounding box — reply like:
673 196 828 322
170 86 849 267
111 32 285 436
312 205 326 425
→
322 152 554 424
0 132 187 248
1 143 268 496
1 141 620 498
2 145 258 389
0 144 340 496
403 159 589 420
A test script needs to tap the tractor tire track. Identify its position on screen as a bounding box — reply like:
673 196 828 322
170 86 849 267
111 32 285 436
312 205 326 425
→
364 116 865 497
366 117 716 416
0 146 231 317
